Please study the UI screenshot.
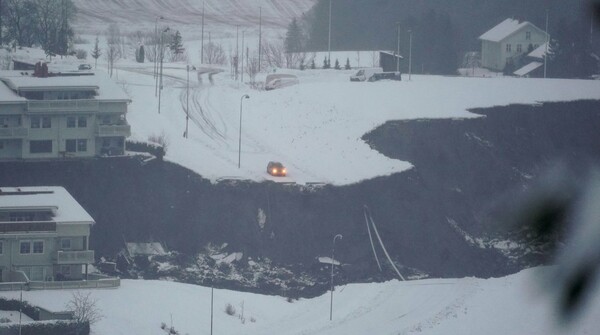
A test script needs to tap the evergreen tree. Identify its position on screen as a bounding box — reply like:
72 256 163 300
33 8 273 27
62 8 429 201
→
91 36 102 69
323 56 329 69
310 59 316 69
299 59 305 70
285 17 304 53
138 45 145 63
334 58 341 70
170 30 184 55
345 58 351 70
503 58 515 76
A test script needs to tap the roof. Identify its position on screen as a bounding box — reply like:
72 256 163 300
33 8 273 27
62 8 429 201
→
0 71 130 102
126 242 166 256
480 19 533 42
380 50 404 59
0 78 26 104
514 61 544 77
528 42 548 59
0 186 95 224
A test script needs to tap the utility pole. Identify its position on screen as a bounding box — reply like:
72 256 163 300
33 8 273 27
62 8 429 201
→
241 31 245 82
236 25 240 80
330 234 343 321
158 27 169 114
201 1 205 64
19 284 23 335
210 286 214 335
258 7 262 72
185 65 190 138
544 9 549 79
328 0 332 62
408 29 413 80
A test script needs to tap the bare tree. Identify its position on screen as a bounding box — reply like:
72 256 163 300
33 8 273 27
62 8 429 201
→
262 38 285 69
91 35 101 68
105 43 120 77
204 42 226 65
245 52 260 87
66 291 103 327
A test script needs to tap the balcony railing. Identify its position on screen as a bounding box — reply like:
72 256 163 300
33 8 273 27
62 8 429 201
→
56 250 95 264
0 221 56 233
27 100 99 113
0 278 120 291
96 124 131 137
0 127 29 139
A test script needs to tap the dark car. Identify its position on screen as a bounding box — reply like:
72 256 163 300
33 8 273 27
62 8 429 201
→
267 161 287 177
78 64 92 70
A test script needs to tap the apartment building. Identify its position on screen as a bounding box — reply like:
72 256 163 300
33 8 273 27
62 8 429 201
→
0 186 95 283
0 68 131 160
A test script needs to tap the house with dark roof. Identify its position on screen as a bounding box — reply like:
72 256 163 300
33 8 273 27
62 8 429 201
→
479 18 549 72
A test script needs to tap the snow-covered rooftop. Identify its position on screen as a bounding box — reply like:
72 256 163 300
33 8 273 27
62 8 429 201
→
0 186 94 224
528 42 549 59
0 71 130 102
126 242 167 256
514 61 544 77
480 18 532 42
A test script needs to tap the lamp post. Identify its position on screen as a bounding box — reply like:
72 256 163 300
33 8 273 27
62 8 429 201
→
330 233 343 321
396 22 401 72
408 29 412 80
185 64 191 138
238 94 250 168
158 27 170 114
154 16 164 96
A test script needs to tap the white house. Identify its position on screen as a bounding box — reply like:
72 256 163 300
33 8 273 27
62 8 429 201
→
0 186 119 290
0 68 131 160
479 18 549 71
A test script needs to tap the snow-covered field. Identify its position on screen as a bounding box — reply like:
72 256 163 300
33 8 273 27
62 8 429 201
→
113 61 600 185
2 267 598 335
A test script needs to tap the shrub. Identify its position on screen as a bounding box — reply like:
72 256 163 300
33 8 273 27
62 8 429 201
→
75 49 88 60
225 303 236 316
126 140 165 160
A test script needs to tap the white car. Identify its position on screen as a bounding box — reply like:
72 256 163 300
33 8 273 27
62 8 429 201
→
265 74 299 91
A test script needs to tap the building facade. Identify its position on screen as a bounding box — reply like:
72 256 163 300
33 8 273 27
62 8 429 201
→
0 187 95 283
0 70 131 160
479 18 548 72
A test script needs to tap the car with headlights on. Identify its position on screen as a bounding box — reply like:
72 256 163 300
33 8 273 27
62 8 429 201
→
267 161 287 177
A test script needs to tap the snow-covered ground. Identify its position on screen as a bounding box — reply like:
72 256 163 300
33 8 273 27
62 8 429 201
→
113 61 600 185
2 267 598 335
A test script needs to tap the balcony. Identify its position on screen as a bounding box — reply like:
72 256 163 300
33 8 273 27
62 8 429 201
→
0 221 56 233
96 124 131 137
56 250 95 265
27 100 99 113
0 127 29 139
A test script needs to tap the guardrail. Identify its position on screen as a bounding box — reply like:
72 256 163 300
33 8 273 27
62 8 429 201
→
0 278 120 291
56 250 95 264
96 124 131 137
27 100 99 112
0 127 29 138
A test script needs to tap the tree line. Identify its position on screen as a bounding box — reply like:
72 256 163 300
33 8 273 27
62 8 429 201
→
0 0 76 57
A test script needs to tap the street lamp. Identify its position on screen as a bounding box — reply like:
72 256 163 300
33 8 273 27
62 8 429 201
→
154 16 164 94
238 94 250 168
396 22 401 72
184 64 193 138
158 27 170 114
330 233 343 321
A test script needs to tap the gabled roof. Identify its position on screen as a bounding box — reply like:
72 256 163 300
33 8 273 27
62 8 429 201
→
514 61 543 77
479 18 541 42
528 42 548 59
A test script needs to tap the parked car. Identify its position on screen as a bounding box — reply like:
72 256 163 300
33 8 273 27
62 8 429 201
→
350 68 383 82
267 161 287 177
265 74 299 91
78 64 92 70
368 71 402 82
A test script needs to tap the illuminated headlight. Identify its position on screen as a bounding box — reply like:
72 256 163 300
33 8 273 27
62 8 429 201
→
282 169 287 174
273 169 278 174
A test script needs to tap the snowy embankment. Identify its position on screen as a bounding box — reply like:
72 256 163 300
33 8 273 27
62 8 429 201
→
117 61 600 186
3 267 599 334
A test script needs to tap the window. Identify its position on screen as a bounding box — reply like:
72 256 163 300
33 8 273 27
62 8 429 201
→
102 115 111 125
60 265 71 277
516 44 522 53
78 116 87 128
506 44 512 52
33 241 44 254
67 117 76 128
10 213 34 221
526 31 531 40
66 139 77 153
60 238 71 250
0 241 3 255
30 140 52 154
20 241 31 254
42 116 51 128
30 116 40 128
77 139 87 152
